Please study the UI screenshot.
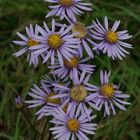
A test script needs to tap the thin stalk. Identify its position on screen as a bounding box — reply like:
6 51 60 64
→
48 132 52 140
40 119 49 140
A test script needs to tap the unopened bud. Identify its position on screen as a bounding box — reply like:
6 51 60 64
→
15 96 24 110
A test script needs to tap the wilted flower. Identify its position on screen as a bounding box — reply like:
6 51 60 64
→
13 24 41 66
92 70 130 116
57 17 97 58
49 56 96 79
45 0 92 21
50 106 97 140
30 19 80 66
91 16 132 60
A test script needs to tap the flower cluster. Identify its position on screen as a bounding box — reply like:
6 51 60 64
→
13 0 132 140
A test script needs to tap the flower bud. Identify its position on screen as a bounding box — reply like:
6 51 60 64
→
15 96 24 110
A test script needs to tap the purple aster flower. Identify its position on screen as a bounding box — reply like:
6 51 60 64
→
49 55 96 79
51 70 100 120
30 19 80 66
45 0 92 21
25 82 63 120
91 16 133 60
13 24 41 66
15 96 24 110
50 106 97 140
92 70 130 117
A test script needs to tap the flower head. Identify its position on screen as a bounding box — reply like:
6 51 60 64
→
45 0 92 21
52 70 100 120
30 19 80 66
25 82 63 120
50 106 97 140
92 70 130 116
91 16 133 60
49 56 95 79
13 24 41 66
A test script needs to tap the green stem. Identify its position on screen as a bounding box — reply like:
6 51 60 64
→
48 132 52 140
40 119 49 140
48 117 53 140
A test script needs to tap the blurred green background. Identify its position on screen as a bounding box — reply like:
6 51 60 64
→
0 0 140 140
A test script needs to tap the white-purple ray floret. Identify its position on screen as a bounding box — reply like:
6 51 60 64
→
91 16 133 60
30 19 80 66
51 70 100 120
45 0 92 21
50 105 97 140
49 56 96 79
91 70 130 117
13 24 41 66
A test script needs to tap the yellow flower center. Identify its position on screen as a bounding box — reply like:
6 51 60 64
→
64 57 78 69
59 0 73 6
106 30 118 43
27 38 39 47
46 93 61 104
100 84 114 98
72 22 87 39
67 119 80 132
48 34 63 49
70 85 88 102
